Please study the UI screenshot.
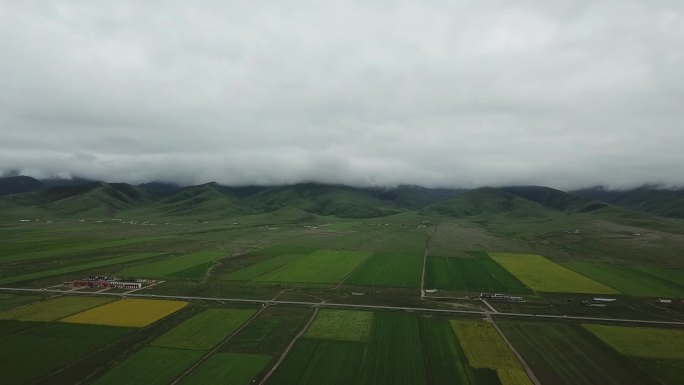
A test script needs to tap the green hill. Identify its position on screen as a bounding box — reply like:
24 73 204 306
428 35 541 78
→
423 187 556 218
573 186 684 218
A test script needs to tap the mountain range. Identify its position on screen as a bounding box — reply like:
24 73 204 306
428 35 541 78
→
0 175 682 220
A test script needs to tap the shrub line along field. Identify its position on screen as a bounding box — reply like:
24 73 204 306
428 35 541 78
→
489 253 619 294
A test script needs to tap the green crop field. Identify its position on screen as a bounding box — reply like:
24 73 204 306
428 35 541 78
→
420 317 500 385
489 253 619 294
0 320 41 338
252 249 370 284
0 323 132 385
120 250 225 278
267 339 367 385
0 293 43 311
497 320 655 385
360 312 427 385
0 252 164 285
93 347 203 385
0 296 115 322
583 324 684 360
222 253 308 281
345 253 422 288
305 309 373 342
563 262 684 297
425 254 531 294
223 306 312 355
179 352 271 385
152 307 256 350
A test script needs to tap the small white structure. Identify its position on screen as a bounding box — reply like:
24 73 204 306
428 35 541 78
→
593 297 616 302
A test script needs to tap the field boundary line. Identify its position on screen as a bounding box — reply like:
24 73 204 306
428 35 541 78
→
168 304 271 385
257 307 319 385
2 287 683 326
487 314 542 385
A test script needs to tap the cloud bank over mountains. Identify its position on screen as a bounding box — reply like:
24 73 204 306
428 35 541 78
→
1 1 683 189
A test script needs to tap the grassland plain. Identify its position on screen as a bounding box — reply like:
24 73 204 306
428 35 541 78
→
222 306 312 355
92 347 203 385
252 249 370 284
0 323 132 385
489 253 618 294
450 320 533 385
0 295 115 321
178 352 272 385
0 252 165 285
267 338 367 385
305 309 374 342
61 298 188 327
497 320 654 385
419 317 501 385
360 312 428 385
425 253 531 294
562 262 684 297
152 307 256 350
120 250 225 278
583 324 684 360
345 252 423 288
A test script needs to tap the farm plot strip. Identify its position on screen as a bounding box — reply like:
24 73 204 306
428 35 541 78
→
583 324 684 360
92 347 204 385
451 319 534 385
254 250 370 284
496 320 656 385
0 295 115 322
0 252 165 285
562 262 684 297
153 308 256 350
60 298 188 327
489 253 618 294
345 253 422 288
120 251 225 278
304 309 373 342
425 255 531 294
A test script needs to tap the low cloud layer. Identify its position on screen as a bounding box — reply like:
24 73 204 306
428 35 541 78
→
1 1 683 190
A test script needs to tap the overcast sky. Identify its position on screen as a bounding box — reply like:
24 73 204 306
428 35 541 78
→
1 1 683 190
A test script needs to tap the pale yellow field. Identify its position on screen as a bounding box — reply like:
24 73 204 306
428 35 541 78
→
451 320 533 385
60 298 188 327
489 253 618 294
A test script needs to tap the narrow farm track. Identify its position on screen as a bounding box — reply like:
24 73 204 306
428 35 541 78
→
487 314 542 385
2 287 683 326
257 307 319 385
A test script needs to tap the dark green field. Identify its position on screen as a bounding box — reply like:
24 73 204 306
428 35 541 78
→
425 252 531 294
562 262 684 297
497 320 657 385
1 323 132 385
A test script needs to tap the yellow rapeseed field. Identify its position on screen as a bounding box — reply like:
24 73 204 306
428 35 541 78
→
489 253 619 294
60 298 188 327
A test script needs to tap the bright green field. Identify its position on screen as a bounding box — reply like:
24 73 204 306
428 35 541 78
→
425 253 531 294
345 253 422 288
498 320 654 385
93 347 203 385
305 309 373 342
179 352 271 385
152 307 256 350
120 250 225 278
584 324 684 360
1 323 132 385
563 262 684 297
253 249 370 284
450 320 522 370
489 253 618 294
0 293 43 311
0 252 164 285
0 296 115 322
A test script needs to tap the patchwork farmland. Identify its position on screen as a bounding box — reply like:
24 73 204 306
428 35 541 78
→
1 204 683 385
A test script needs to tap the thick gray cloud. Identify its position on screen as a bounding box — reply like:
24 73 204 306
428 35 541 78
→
1 1 683 189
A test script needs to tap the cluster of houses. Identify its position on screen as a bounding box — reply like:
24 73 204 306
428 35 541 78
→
63 275 155 290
